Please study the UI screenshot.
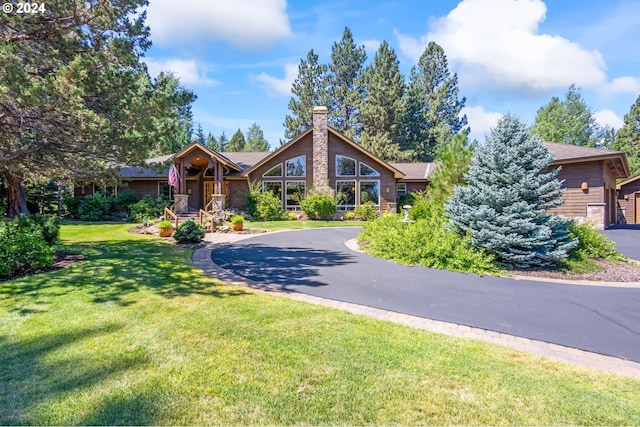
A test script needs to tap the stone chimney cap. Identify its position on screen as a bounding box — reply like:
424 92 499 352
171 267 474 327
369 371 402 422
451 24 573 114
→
313 106 328 113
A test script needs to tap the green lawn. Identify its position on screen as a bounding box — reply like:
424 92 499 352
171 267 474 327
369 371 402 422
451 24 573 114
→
243 219 362 231
1 223 640 425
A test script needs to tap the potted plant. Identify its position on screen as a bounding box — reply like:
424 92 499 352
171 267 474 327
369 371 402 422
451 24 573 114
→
231 214 244 231
158 219 174 237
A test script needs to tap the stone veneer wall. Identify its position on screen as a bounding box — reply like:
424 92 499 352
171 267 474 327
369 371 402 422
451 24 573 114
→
312 106 329 188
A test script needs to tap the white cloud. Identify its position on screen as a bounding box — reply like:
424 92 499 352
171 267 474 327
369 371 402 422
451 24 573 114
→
361 39 381 53
252 63 298 97
146 0 291 50
144 58 216 86
594 109 624 130
464 105 503 139
601 77 640 96
396 0 607 92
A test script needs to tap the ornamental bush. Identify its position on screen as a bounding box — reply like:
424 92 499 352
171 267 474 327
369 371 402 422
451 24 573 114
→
354 202 378 221
173 220 205 243
131 195 169 223
0 221 54 277
78 192 115 221
446 114 577 268
255 192 285 221
14 213 60 245
300 194 335 220
568 221 624 261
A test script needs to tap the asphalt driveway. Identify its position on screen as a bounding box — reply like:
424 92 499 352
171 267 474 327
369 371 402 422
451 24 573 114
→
212 227 640 362
604 224 640 261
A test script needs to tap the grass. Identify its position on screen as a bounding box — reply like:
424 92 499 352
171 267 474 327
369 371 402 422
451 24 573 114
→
243 219 362 231
1 223 640 425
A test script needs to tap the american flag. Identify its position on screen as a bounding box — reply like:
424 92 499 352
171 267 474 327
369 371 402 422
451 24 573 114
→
168 164 179 189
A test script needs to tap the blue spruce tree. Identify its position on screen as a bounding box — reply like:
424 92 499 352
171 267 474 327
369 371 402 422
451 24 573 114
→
445 114 576 268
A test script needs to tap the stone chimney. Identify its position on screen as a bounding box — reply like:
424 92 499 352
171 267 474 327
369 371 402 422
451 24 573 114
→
312 106 329 188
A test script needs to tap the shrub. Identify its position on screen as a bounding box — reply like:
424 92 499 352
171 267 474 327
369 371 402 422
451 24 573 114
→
358 214 497 275
0 222 54 277
173 220 205 243
62 194 81 218
115 190 139 207
131 195 169 223
78 192 115 221
398 193 417 210
256 192 285 221
14 213 60 245
287 212 298 220
231 215 244 224
158 220 173 228
245 181 261 218
568 222 624 261
300 194 335 220
343 211 356 220
354 202 378 221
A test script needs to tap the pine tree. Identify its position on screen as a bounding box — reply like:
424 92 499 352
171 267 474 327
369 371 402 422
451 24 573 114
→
613 94 640 177
427 133 474 209
228 129 246 152
326 27 366 139
195 124 206 145
206 132 219 151
283 49 327 139
446 114 576 268
358 41 410 161
531 85 603 147
245 123 269 151
218 132 228 152
402 42 467 162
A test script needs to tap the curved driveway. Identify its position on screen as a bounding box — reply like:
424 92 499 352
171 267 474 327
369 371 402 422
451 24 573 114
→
212 227 640 363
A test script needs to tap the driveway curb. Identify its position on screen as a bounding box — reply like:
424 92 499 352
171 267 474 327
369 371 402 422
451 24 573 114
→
193 241 640 379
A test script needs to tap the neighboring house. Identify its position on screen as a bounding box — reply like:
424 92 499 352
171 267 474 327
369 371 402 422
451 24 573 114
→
76 106 629 229
617 175 640 224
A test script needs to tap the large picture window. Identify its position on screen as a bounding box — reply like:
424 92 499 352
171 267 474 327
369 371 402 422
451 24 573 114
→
336 155 356 176
286 181 305 207
158 182 173 201
360 181 380 206
286 156 306 177
336 180 356 210
263 163 282 177
263 181 283 204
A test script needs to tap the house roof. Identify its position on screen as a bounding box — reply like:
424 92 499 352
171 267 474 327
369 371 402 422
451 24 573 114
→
175 142 243 172
221 151 271 171
243 127 406 179
545 142 629 179
390 162 436 181
616 174 640 190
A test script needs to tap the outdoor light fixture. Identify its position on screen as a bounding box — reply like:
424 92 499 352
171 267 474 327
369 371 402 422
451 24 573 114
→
581 182 589 190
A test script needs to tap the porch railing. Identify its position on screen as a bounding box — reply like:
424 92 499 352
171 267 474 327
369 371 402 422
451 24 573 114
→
164 206 178 228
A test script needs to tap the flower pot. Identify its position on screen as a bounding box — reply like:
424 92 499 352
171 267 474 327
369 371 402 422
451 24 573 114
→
232 222 243 231
159 226 173 237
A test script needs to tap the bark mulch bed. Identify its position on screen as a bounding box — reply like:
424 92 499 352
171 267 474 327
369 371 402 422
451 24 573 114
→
512 259 640 282
0 252 86 282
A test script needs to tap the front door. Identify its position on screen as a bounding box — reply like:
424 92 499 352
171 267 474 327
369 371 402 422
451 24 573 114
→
203 181 214 209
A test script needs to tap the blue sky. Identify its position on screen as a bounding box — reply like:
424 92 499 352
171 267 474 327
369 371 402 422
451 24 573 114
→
143 0 640 150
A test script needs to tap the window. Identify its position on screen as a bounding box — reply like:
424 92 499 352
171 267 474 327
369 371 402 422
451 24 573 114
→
204 167 216 177
263 163 282 177
397 183 407 197
286 156 306 177
359 162 379 176
286 181 305 207
336 155 356 176
336 180 356 210
158 182 173 201
360 181 380 206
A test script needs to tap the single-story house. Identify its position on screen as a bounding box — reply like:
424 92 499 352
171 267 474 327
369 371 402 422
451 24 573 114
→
617 174 640 224
76 106 630 229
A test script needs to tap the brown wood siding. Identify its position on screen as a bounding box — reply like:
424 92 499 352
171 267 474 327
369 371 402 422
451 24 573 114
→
121 180 163 200
227 179 249 210
326 133 397 212
404 182 427 194
548 161 605 218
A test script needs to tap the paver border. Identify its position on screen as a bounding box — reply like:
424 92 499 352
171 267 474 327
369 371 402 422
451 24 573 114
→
194 231 640 379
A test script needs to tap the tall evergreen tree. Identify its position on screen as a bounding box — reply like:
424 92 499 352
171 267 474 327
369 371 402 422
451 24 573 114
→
358 41 410 161
326 27 366 139
283 49 327 139
613 94 640 177
218 132 229 152
206 132 219 151
228 129 246 152
195 123 206 145
446 114 576 268
427 133 474 208
402 42 467 162
0 0 196 216
245 123 269 151
530 84 603 147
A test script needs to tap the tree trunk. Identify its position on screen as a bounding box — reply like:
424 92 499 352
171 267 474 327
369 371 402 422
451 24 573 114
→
6 172 29 217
